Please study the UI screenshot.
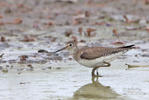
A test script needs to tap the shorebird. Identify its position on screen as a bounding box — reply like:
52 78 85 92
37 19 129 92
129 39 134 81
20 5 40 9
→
55 37 135 77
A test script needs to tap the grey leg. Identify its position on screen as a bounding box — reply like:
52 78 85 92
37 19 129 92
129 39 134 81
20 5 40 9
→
92 75 99 83
103 61 111 67
92 66 102 77
91 62 111 77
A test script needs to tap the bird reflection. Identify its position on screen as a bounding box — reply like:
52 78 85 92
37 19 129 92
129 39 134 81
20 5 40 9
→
72 77 121 100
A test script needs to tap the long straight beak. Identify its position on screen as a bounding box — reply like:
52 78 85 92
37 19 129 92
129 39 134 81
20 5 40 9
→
54 46 68 53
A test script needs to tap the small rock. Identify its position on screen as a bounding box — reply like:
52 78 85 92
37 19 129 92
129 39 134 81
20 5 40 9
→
56 67 61 69
80 40 86 43
0 21 5 25
141 54 149 57
0 36 6 42
38 49 49 53
85 11 90 17
20 82 26 84
2 69 8 73
21 35 35 42
145 0 149 5
6 65 9 67
27 64 34 71
0 15 3 19
112 41 125 45
0 53 4 58
47 66 52 69
55 0 78 3
20 55 28 61
86 28 96 37
78 27 83 36
43 21 54 27
51 37 57 42
4 7 12 14
20 82 30 84
68 58 72 60
64 29 73 37
12 18 23 24
10 65 13 69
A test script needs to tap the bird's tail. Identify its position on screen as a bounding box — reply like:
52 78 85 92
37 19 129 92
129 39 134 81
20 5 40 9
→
118 45 135 49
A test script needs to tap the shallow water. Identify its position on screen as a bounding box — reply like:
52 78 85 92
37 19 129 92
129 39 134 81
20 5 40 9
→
0 29 148 100
0 60 149 100
0 40 149 100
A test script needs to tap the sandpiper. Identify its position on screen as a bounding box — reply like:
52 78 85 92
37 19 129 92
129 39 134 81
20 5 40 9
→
55 37 135 77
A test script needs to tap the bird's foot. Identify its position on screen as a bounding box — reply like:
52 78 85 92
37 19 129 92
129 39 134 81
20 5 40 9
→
92 71 103 77
92 66 103 77
96 71 103 77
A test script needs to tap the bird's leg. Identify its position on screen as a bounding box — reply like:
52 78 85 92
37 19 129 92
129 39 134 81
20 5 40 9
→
91 61 111 77
92 66 102 77
96 70 99 76
103 61 111 67
92 75 99 83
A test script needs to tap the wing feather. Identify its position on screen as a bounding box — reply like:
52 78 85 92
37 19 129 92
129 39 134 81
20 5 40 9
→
80 47 125 60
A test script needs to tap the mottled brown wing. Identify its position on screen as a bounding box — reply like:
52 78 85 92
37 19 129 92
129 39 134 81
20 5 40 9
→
80 47 124 60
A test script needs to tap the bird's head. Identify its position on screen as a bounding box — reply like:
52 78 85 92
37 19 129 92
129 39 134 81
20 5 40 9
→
54 36 78 53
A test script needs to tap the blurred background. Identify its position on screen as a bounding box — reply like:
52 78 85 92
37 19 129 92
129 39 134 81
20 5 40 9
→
0 0 149 100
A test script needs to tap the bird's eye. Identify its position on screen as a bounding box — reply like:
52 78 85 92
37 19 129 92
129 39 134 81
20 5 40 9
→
69 43 73 47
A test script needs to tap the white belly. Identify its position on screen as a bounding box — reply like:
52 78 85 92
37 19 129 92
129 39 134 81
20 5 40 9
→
77 52 124 68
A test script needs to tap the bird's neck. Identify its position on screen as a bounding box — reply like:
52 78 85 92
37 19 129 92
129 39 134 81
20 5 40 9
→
72 46 80 61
